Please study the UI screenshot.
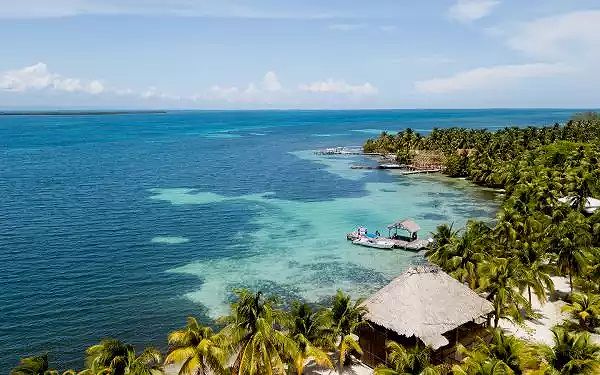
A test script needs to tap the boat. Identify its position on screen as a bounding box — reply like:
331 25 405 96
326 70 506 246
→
346 220 432 251
347 226 369 241
352 237 395 249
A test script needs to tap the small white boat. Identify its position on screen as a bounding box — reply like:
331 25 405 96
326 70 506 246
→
352 237 395 249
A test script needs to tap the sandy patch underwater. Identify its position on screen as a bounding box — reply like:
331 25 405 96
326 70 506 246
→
148 151 500 319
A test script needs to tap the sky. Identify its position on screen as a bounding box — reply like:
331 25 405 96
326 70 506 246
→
1 0 599 109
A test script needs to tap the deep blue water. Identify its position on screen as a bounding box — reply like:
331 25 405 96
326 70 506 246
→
0 109 589 370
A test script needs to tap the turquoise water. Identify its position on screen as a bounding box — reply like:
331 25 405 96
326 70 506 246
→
0 109 586 370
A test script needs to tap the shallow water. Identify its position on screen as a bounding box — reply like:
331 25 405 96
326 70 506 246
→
0 109 584 369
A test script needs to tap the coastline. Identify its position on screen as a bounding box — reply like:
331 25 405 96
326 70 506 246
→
2 109 590 371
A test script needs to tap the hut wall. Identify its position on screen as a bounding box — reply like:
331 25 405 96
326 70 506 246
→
433 320 490 364
360 320 490 367
358 322 417 368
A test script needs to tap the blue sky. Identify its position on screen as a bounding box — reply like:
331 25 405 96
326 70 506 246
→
1 0 599 109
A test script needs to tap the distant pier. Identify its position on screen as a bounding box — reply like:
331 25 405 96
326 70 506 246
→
350 164 442 174
317 146 442 175
314 146 382 156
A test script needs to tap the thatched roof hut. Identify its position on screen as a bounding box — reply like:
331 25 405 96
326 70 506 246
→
362 266 493 351
386 219 421 234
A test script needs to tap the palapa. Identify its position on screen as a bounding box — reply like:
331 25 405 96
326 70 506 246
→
362 265 493 349
387 219 420 234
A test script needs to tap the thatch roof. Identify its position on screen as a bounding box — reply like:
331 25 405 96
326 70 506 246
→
363 266 493 349
387 219 420 233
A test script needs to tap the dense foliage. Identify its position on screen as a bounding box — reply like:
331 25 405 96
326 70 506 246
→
363 112 600 188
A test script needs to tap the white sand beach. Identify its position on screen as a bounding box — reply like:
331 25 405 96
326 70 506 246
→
499 276 600 345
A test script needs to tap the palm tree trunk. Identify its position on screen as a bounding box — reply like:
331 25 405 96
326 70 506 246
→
337 342 343 374
528 286 532 305
569 270 573 295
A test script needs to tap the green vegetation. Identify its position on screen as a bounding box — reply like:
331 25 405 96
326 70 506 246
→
374 342 442 375
11 290 364 375
12 114 600 375
538 328 600 374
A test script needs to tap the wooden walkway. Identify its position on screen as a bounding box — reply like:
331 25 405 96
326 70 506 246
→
315 150 382 156
350 165 442 174
351 164 405 170
398 168 442 175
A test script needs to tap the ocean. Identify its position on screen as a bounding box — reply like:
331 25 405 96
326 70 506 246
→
0 109 585 370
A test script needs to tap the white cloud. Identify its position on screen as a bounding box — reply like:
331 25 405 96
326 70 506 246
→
507 10 600 60
262 71 282 91
206 85 241 102
415 63 569 94
202 71 285 103
0 62 105 94
448 0 500 23
0 64 381 106
299 79 378 96
328 23 366 31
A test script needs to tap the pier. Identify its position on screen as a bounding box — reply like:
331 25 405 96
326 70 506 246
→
317 146 443 174
397 168 442 175
314 146 383 156
350 164 405 170
350 164 442 174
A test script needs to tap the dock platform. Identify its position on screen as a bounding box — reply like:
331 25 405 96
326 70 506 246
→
390 238 431 251
397 168 442 175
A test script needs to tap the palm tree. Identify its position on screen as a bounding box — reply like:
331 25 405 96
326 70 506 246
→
478 258 531 328
451 347 513 375
164 317 227 375
126 348 163 375
495 207 554 306
566 168 595 213
426 223 458 270
221 289 299 375
330 290 368 372
86 339 132 375
430 220 490 290
11 354 52 375
463 329 539 374
85 339 163 375
374 341 441 375
561 293 600 332
551 211 591 293
286 302 334 375
538 327 600 374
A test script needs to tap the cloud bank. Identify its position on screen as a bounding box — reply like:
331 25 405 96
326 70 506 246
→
0 63 104 94
299 79 378 96
415 63 569 94
507 10 600 60
0 63 378 107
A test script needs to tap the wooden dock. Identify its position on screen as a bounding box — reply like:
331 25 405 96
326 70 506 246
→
391 238 431 251
314 147 383 156
397 168 442 175
350 165 441 174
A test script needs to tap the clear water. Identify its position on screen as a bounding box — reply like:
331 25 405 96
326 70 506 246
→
0 109 586 370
